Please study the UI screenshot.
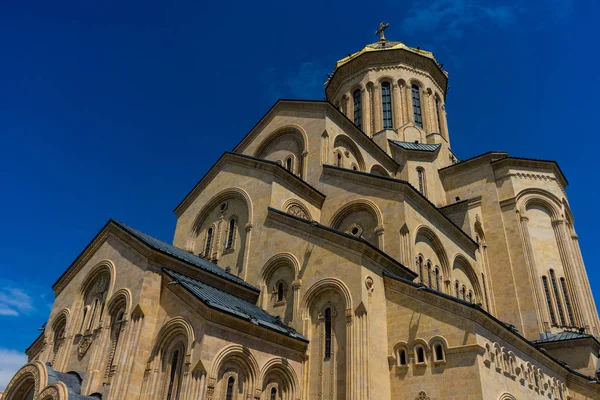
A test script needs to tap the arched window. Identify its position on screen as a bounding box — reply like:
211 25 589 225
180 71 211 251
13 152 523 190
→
285 156 293 172
418 256 424 285
455 281 460 298
411 84 423 128
482 273 490 311
277 282 285 302
550 270 566 326
467 290 473 303
435 96 442 133
417 168 425 195
461 286 466 301
542 276 557 326
270 387 277 400
225 219 236 250
353 89 362 129
434 267 440 291
105 310 125 380
52 322 66 365
336 151 342 167
415 346 425 364
204 227 214 257
79 306 88 333
351 163 358 171
560 277 575 326
324 307 332 360
398 349 407 366
166 350 181 400
225 376 235 400
381 82 393 129
88 298 100 331
426 261 432 288
434 344 445 362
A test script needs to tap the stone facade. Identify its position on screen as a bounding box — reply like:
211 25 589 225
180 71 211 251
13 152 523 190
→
4 34 600 400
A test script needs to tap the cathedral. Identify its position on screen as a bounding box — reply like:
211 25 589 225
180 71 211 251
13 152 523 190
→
4 24 600 400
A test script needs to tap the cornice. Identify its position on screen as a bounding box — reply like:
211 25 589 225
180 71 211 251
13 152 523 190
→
439 196 482 215
382 274 600 388
174 151 326 217
491 157 568 189
266 207 417 280
325 49 448 100
438 151 509 177
322 165 479 254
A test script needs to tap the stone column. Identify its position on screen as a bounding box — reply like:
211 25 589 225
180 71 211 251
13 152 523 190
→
301 150 308 180
404 84 412 125
392 82 402 129
373 85 382 133
518 215 547 332
375 226 384 251
363 86 372 137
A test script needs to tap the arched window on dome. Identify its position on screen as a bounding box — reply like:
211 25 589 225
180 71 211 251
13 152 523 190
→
435 96 442 133
550 269 566 326
381 82 393 129
353 89 362 129
412 84 423 128
560 277 575 326
542 276 557 326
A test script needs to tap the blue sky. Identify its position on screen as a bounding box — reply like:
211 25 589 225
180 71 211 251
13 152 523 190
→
0 0 598 388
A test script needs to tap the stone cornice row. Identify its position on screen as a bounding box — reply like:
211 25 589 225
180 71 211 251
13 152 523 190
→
232 99 399 173
322 165 479 254
266 207 417 281
52 220 260 302
325 49 449 101
382 273 600 391
174 151 326 217
491 157 568 189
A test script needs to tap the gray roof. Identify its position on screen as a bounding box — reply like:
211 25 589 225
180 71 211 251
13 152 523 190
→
46 364 101 399
533 330 598 344
391 140 441 152
165 269 307 342
114 220 259 292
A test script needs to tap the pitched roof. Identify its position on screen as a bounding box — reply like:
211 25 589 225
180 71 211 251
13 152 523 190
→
114 220 259 292
390 140 441 152
533 330 600 346
164 269 307 342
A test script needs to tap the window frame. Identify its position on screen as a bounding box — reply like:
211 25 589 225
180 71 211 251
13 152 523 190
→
381 81 393 129
411 84 423 128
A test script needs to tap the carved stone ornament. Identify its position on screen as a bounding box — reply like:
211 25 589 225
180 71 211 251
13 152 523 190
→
78 336 93 358
416 391 430 400
365 276 374 294
287 204 309 220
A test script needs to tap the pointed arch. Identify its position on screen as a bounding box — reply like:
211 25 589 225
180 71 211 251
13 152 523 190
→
185 187 253 252
414 225 450 282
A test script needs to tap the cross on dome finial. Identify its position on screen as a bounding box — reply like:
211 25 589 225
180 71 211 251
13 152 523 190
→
376 21 390 42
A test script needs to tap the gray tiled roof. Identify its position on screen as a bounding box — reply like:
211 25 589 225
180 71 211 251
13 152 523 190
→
46 364 101 399
113 220 259 292
165 269 307 341
533 330 595 344
391 140 441 152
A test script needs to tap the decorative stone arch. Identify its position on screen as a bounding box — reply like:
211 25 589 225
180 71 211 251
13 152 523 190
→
106 288 132 318
451 253 483 303
254 125 309 179
392 341 409 366
3 361 49 400
79 259 116 300
329 199 384 246
414 225 450 288
282 199 312 221
185 187 253 252
259 253 301 284
38 382 69 400
259 357 300 400
258 252 301 319
332 134 366 172
300 278 353 319
498 394 518 400
208 344 261 399
516 188 563 220
369 164 390 177
149 316 196 361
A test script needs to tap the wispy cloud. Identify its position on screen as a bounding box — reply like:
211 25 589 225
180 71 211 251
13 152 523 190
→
0 348 27 390
261 62 326 102
402 0 525 40
0 286 35 317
